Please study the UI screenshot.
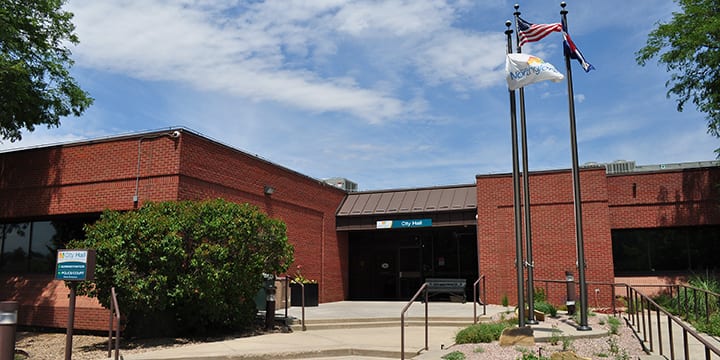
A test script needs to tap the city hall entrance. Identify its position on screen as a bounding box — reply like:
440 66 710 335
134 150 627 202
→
335 184 479 301
347 227 478 300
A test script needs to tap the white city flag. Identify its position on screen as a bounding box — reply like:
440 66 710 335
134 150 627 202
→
506 53 564 91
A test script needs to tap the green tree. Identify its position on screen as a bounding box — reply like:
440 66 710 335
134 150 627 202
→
0 0 93 142
69 199 294 337
636 0 720 147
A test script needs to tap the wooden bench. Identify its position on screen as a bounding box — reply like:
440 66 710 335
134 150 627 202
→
425 278 466 303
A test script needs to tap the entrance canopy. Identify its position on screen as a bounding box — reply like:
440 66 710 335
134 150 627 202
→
336 185 477 230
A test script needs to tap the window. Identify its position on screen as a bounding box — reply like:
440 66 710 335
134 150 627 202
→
612 226 720 275
1 218 91 274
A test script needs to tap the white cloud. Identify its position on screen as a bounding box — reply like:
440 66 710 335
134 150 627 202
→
66 0 505 124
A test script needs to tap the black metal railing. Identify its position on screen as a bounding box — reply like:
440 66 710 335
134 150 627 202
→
284 274 307 331
400 282 428 360
533 278 622 315
624 284 720 359
107 287 121 360
673 284 720 323
473 275 487 323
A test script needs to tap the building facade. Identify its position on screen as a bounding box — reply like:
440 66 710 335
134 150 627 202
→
1 128 718 330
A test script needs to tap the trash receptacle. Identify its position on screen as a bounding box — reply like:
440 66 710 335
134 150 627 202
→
0 301 18 360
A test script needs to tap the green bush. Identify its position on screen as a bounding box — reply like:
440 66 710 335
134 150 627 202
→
534 301 557 317
695 312 720 336
69 199 293 337
455 320 513 344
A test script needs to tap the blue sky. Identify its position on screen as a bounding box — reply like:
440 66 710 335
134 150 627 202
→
1 1 717 191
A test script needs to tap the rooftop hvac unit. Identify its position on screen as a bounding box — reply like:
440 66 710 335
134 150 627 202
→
323 177 358 192
605 160 636 174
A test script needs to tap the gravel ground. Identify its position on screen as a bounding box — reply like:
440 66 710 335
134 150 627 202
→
449 312 646 360
15 322 280 360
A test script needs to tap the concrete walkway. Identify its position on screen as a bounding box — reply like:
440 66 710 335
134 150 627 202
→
119 301 620 360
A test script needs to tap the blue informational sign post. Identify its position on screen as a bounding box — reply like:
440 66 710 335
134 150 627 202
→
56 249 96 360
56 249 96 281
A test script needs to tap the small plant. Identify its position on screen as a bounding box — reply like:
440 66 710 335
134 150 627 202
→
473 346 485 353
595 352 609 357
607 336 630 360
292 265 317 284
516 347 550 360
442 351 466 360
561 334 573 351
599 318 606 325
502 294 510 308
607 316 621 335
549 325 561 346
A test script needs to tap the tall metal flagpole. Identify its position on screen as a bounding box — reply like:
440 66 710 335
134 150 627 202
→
505 20 525 328
560 1 591 331
513 3 537 325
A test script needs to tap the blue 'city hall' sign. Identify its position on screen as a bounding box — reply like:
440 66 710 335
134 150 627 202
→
376 218 432 229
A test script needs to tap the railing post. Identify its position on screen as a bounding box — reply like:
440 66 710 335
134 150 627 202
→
668 313 675 360
705 291 710 323
693 288 698 321
483 276 487 316
401 283 429 360
424 287 428 352
611 284 616 316
656 306 663 356
647 298 653 352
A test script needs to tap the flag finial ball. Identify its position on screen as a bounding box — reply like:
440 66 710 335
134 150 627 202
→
505 20 512 27
560 2 567 8
514 4 519 10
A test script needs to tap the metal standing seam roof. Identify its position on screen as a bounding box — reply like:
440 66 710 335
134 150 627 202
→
336 185 477 216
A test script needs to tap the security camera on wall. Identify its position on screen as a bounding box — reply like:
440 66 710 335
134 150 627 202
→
170 130 180 138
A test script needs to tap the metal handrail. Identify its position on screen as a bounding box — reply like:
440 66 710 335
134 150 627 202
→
400 282 428 360
473 275 487 323
107 287 121 360
624 284 720 359
285 275 307 331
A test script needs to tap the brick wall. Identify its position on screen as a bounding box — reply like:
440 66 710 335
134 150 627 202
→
477 168 615 307
607 168 720 228
0 130 348 331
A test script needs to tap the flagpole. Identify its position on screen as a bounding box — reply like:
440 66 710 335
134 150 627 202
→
561 1 591 331
505 20 525 328
513 3 537 325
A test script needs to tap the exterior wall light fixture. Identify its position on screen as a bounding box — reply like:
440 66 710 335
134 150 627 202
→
264 185 275 196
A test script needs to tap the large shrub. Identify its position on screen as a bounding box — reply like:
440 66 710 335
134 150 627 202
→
69 199 293 337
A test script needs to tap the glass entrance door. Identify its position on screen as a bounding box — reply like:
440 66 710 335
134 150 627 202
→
397 246 422 298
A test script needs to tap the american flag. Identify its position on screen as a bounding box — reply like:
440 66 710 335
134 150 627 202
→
516 16 562 47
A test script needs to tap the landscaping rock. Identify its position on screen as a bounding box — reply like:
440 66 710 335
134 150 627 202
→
498 326 534 347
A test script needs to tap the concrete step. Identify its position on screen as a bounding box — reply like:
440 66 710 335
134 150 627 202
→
290 316 491 331
289 316 490 325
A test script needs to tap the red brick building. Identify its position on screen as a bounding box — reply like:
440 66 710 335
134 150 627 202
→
1 128 718 331
0 129 347 330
